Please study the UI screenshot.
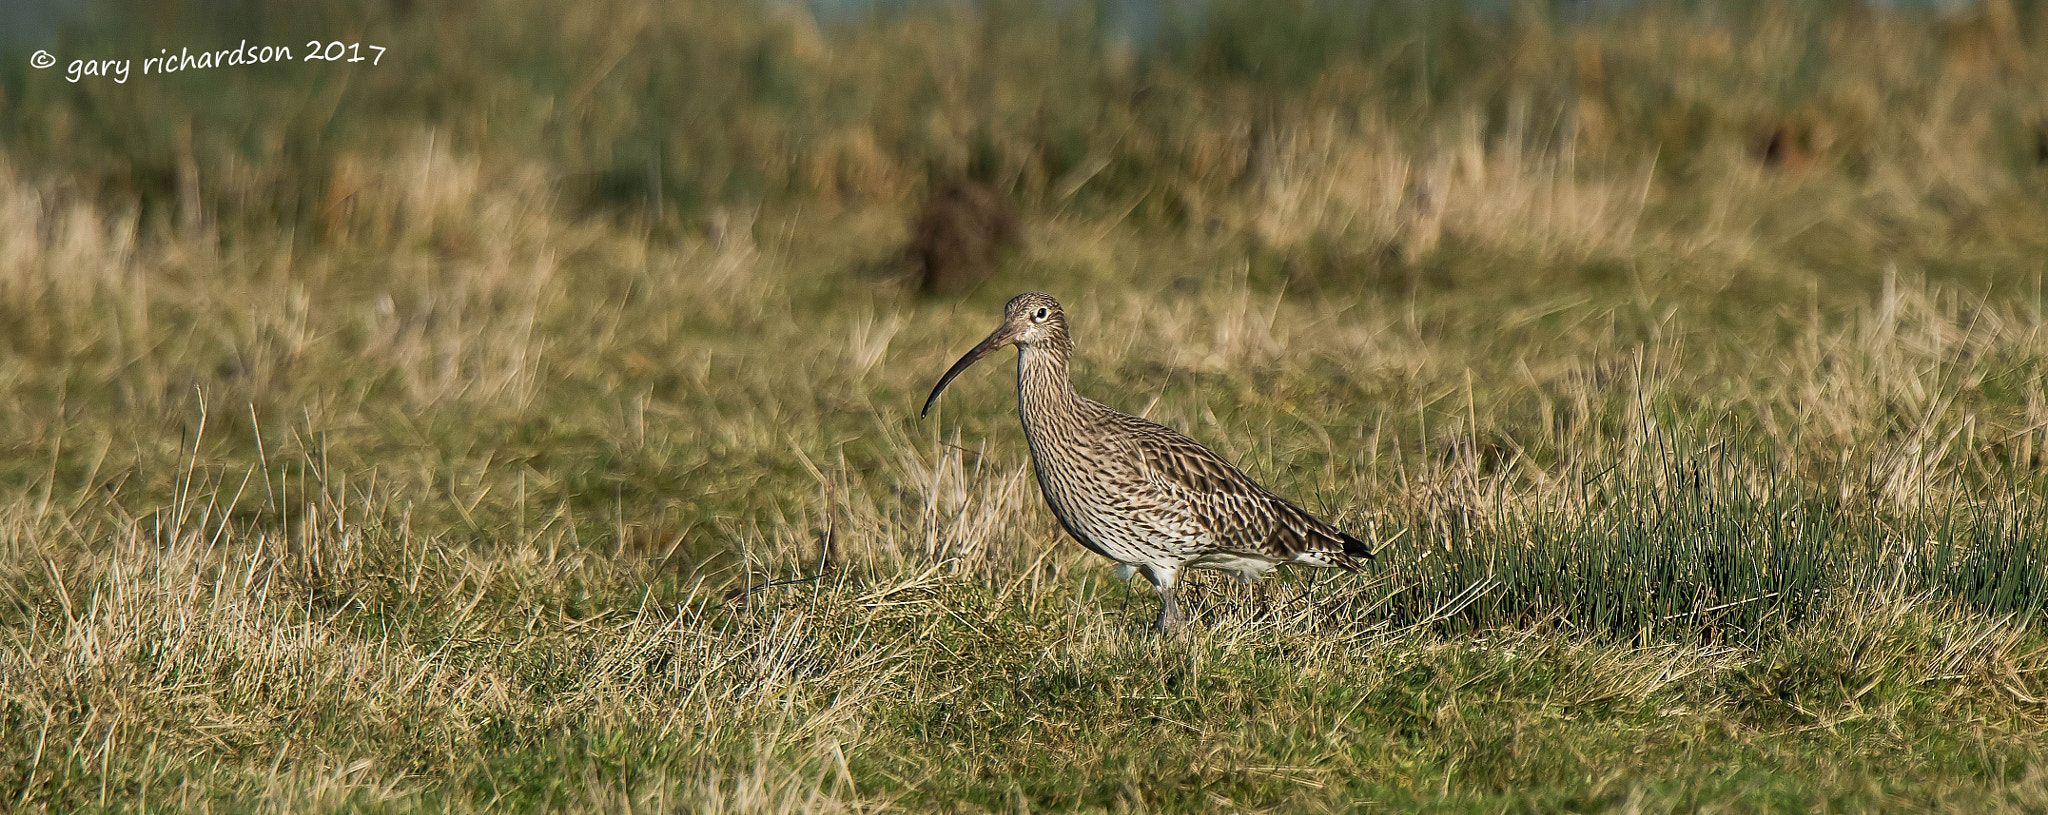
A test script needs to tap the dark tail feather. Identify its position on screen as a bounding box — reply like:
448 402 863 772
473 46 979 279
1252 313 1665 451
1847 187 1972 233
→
1340 532 1374 560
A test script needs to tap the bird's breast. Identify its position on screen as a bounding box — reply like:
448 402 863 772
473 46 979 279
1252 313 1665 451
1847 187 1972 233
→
1022 425 1199 566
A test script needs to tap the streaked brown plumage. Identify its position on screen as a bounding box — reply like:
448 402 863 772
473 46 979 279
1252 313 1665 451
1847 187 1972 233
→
922 292 1373 631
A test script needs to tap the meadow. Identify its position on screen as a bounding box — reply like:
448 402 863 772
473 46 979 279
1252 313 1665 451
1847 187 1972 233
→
5 0 2048 810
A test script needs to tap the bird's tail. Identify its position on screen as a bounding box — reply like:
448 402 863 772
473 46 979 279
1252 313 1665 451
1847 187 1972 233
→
1295 531 1377 570
1339 532 1375 561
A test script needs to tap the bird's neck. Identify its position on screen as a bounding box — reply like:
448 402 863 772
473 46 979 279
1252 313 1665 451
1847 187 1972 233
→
1016 341 1080 434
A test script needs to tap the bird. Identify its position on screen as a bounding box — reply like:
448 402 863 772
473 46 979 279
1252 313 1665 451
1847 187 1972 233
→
921 292 1374 632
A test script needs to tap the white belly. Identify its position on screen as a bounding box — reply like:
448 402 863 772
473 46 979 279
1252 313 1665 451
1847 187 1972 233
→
1184 552 1281 582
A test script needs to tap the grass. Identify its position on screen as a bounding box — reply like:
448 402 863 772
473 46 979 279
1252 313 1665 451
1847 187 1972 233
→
6 0 2048 810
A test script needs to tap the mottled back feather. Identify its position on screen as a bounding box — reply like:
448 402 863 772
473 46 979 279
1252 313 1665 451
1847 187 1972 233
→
1090 405 1369 568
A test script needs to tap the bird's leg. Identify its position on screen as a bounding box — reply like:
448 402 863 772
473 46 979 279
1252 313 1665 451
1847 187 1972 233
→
1148 566 1185 634
1156 589 1185 633
1114 564 1136 618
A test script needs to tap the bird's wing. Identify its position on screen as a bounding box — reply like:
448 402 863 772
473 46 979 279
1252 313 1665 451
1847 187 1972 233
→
1097 408 1367 566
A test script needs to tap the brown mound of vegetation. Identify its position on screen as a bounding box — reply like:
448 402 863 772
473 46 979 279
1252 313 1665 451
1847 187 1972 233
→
907 180 1021 295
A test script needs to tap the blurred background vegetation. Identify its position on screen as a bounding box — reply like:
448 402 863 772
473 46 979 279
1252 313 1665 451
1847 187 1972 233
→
6 0 2045 239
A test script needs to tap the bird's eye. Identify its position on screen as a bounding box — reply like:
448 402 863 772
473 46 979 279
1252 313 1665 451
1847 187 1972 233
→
1033 307 1049 321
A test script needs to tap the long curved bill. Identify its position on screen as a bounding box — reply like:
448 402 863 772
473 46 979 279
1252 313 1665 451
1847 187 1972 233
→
921 329 1009 419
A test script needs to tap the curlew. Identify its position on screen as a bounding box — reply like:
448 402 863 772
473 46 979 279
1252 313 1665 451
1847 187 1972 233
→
921 292 1373 631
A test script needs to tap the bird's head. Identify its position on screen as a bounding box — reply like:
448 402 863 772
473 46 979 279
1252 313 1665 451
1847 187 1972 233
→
921 292 1069 419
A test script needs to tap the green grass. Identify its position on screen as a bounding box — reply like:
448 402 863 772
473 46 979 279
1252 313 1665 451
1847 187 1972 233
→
6 0 2048 811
